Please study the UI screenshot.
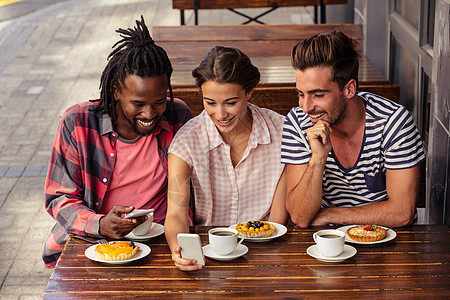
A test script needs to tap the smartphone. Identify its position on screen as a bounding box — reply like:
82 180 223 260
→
124 208 154 219
177 233 206 266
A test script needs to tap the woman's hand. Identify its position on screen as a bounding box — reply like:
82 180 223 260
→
171 246 203 271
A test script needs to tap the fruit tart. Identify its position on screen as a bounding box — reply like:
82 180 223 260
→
236 221 276 238
346 225 387 242
94 241 139 261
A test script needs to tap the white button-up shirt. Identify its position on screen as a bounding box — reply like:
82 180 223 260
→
169 103 285 226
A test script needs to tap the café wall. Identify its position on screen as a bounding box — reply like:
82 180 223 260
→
354 0 449 225
427 0 449 225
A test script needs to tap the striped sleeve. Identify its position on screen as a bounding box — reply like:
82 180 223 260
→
382 106 425 169
281 108 311 165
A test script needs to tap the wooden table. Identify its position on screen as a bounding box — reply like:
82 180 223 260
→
42 225 449 299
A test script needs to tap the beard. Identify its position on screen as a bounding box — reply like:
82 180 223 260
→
309 94 347 127
122 111 158 137
327 95 347 126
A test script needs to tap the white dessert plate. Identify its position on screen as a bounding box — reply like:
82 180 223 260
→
85 242 150 264
307 244 357 263
202 244 248 261
124 223 164 241
337 225 397 245
229 222 287 242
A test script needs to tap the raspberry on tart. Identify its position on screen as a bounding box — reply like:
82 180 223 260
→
236 221 276 238
94 241 139 261
346 225 387 242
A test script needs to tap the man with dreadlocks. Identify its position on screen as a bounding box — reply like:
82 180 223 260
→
42 16 192 268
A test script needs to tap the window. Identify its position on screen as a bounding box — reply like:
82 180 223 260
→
388 0 436 210
394 0 420 31
421 0 436 48
420 71 431 148
389 34 418 115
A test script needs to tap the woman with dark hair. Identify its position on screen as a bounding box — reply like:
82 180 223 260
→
165 46 288 271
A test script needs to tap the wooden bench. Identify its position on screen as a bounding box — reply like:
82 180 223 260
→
172 0 347 25
153 23 363 58
173 85 400 116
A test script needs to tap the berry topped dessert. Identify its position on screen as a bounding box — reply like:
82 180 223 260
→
236 221 276 238
94 241 139 261
346 225 387 242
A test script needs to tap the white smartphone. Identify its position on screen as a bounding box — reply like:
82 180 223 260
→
177 233 206 266
124 208 154 219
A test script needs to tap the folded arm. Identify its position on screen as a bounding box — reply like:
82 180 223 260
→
286 120 331 228
311 165 420 227
286 160 326 228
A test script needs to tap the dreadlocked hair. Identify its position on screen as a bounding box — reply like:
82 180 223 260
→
96 15 174 123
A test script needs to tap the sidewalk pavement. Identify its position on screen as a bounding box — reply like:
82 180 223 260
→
0 0 313 298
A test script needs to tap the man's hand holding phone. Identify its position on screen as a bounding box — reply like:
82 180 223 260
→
99 206 149 239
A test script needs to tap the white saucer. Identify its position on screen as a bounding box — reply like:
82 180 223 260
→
124 223 164 241
202 244 249 261
307 244 357 263
229 222 287 242
337 225 397 245
85 242 151 264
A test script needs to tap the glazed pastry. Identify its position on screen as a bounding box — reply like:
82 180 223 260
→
94 241 139 261
347 225 387 242
236 221 275 238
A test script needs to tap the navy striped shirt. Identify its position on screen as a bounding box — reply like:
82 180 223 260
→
281 92 425 208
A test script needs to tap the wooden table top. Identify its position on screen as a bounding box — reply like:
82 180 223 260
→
152 24 389 87
42 225 449 299
170 56 388 88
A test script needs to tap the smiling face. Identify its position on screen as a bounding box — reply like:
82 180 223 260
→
201 81 252 135
295 66 348 126
114 74 168 140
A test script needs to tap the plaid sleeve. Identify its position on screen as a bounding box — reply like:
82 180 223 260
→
44 107 104 267
171 98 193 132
156 99 193 173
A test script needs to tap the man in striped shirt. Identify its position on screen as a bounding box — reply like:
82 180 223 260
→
43 17 192 268
281 31 425 228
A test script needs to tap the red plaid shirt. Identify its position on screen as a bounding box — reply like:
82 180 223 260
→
43 99 192 268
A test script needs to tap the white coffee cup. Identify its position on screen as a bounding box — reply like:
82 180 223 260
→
208 227 244 255
313 229 345 257
131 211 154 236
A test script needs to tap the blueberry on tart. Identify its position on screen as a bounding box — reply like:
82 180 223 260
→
236 221 276 238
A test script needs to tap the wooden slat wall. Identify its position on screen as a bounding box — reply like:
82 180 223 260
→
153 24 363 58
172 85 400 116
